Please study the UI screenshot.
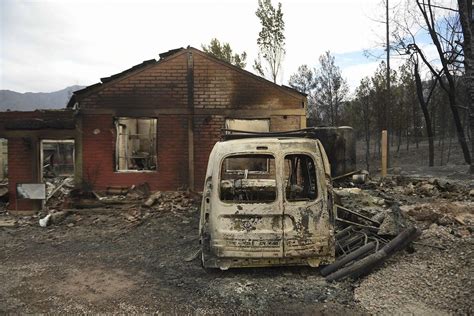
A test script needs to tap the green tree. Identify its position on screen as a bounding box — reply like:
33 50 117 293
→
253 0 285 83
314 51 349 126
201 38 247 68
288 65 317 125
288 65 315 94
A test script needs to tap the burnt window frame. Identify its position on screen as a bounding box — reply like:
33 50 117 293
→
40 139 75 181
114 117 158 172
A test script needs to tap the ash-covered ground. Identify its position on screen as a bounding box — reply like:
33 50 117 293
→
0 174 473 314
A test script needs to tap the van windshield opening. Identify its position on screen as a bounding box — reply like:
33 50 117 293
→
220 154 276 203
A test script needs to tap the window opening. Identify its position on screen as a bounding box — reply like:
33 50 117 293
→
42 140 75 179
220 154 276 203
284 154 318 201
115 118 157 171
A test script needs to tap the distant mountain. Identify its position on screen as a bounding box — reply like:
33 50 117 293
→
0 85 85 111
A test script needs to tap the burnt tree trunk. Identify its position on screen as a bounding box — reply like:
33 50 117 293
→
416 0 472 166
414 61 435 167
406 129 410 152
458 0 474 173
447 90 471 164
413 101 419 149
440 128 446 165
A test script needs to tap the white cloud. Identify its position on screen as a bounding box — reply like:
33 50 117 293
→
342 61 381 91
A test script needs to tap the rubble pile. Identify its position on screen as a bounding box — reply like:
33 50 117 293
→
328 173 473 282
334 187 386 217
146 191 199 212
402 202 473 225
381 176 473 201
37 180 201 227
0 176 201 228
119 191 200 226
335 174 473 233
45 176 74 209
401 202 473 238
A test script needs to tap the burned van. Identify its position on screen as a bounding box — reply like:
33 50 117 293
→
199 134 336 269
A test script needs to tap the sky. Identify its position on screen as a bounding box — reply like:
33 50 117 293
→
0 0 445 94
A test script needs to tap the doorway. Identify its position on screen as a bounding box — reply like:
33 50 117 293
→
40 140 75 200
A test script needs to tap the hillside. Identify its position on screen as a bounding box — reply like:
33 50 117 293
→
0 85 85 111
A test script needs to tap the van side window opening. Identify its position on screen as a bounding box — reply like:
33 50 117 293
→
284 154 318 201
220 154 276 203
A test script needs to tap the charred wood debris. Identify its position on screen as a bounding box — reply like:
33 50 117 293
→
0 178 199 229
0 173 473 281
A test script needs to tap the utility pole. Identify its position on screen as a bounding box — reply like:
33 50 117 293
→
385 0 391 167
381 130 388 177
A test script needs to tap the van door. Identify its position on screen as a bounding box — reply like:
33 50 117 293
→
212 153 284 259
282 153 329 261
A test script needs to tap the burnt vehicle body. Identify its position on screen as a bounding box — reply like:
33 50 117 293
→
199 132 336 269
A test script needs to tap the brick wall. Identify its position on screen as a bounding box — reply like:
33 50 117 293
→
193 53 303 110
77 48 306 191
270 116 301 132
0 110 74 137
193 115 225 189
81 114 188 191
81 53 188 109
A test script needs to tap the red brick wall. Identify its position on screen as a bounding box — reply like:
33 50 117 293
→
7 138 39 210
81 53 188 109
81 114 188 191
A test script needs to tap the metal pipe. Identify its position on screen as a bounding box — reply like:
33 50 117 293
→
326 227 421 282
321 241 376 276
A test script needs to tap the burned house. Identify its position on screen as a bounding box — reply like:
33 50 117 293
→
0 47 307 211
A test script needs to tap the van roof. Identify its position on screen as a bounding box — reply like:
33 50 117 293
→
213 137 319 153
